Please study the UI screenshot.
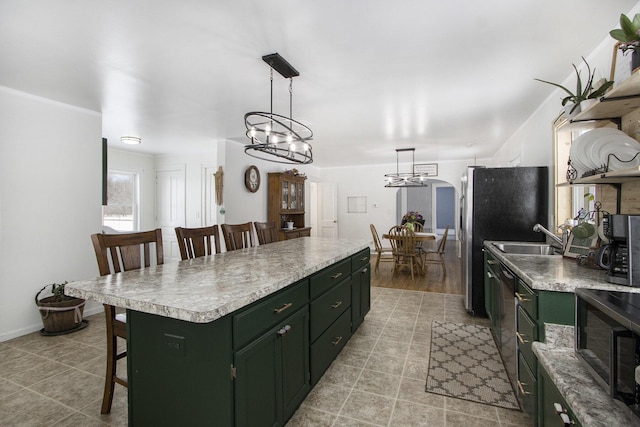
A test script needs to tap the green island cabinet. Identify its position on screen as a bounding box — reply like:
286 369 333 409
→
127 248 370 426
483 250 575 426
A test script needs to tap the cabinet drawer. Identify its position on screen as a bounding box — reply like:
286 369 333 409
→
517 305 538 373
351 248 370 272
517 352 536 418
516 279 537 317
298 228 311 238
310 258 351 298
233 280 309 350
310 309 351 385
310 277 351 342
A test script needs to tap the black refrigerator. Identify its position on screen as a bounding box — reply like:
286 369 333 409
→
460 166 549 316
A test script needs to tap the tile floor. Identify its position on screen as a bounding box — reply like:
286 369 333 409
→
0 287 532 426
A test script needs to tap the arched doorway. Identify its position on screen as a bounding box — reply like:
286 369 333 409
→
395 179 456 239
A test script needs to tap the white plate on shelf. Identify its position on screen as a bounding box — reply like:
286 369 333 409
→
593 132 640 171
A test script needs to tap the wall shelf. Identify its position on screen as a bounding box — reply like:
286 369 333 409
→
557 165 640 186
571 70 640 123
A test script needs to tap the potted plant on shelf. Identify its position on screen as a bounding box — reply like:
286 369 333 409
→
35 282 87 335
534 57 614 119
610 13 640 73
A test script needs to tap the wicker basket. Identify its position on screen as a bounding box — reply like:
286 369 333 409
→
35 287 85 333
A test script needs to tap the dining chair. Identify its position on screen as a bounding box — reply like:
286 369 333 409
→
423 225 450 275
387 225 423 280
175 225 221 260
370 224 394 271
221 222 255 251
413 222 424 232
90 228 164 414
254 221 279 245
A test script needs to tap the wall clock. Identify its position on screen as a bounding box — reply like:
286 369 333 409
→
244 165 260 192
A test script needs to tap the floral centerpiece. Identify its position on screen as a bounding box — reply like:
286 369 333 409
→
402 211 424 230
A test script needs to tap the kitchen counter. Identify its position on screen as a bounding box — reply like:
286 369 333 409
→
66 237 370 323
484 240 640 294
484 241 640 426
533 325 639 427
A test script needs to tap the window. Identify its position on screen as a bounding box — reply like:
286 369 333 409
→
102 171 138 231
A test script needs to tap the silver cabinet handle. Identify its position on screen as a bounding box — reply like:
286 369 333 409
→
331 272 343 280
331 336 343 346
515 292 531 303
331 301 343 309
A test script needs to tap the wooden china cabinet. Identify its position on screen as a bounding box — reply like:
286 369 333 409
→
267 172 312 241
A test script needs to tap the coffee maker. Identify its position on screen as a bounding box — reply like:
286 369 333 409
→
598 214 640 287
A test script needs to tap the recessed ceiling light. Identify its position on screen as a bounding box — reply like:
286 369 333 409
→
121 136 141 145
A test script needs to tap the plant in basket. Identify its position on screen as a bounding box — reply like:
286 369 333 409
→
35 282 87 335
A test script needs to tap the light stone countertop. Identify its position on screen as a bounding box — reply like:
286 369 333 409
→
533 331 639 427
484 241 640 294
65 237 369 323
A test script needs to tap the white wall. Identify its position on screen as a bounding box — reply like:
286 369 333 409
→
0 87 102 341
221 140 321 227
320 159 482 242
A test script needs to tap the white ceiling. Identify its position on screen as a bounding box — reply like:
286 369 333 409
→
1 1 637 167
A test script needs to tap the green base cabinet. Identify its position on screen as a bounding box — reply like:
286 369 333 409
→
538 362 582 427
351 248 371 332
127 311 234 426
234 306 310 427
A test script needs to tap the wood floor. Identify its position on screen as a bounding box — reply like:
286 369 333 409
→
370 240 463 294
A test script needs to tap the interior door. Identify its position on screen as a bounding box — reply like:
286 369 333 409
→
317 182 338 238
433 184 456 237
156 165 185 259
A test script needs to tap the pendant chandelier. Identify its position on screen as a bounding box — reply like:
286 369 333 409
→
244 53 313 164
384 148 429 187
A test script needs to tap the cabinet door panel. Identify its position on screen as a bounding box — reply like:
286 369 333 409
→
310 258 351 298
517 352 536 419
281 307 311 421
310 278 351 341
517 306 538 375
233 279 309 350
310 309 351 384
234 326 282 427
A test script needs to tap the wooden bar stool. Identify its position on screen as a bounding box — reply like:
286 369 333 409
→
254 221 279 245
221 222 255 251
90 228 164 414
175 225 221 259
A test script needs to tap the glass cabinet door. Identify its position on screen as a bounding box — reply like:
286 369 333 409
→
298 184 304 210
291 182 297 210
282 181 288 210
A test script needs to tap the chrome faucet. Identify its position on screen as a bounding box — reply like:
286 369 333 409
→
533 223 564 249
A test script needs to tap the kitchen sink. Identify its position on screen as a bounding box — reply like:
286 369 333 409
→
492 242 563 256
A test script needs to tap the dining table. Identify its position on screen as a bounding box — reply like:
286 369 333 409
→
382 231 437 275
382 231 437 242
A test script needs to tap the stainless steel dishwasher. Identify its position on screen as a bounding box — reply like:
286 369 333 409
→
497 261 517 391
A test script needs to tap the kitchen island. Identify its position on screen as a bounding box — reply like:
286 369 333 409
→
66 237 371 426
